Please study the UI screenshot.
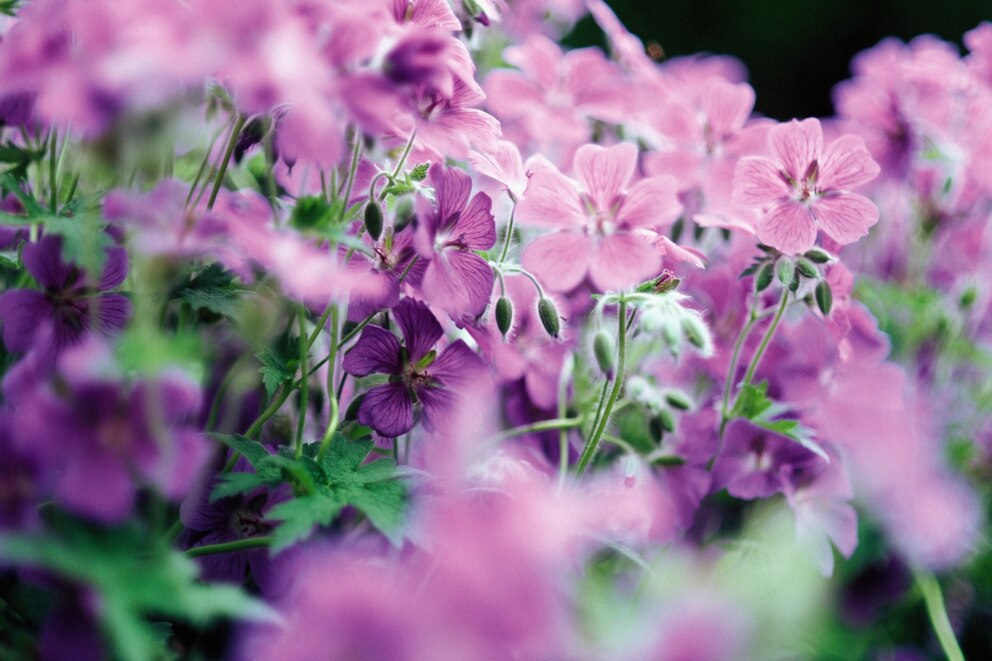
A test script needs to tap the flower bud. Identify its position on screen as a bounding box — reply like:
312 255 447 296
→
664 390 693 410
593 330 615 379
755 262 774 292
364 201 383 241
495 296 513 339
537 297 560 339
682 314 713 357
656 408 676 433
815 280 833 315
803 248 832 263
795 257 818 279
775 256 795 287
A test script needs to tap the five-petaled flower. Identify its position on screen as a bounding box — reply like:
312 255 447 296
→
733 117 881 255
342 297 484 438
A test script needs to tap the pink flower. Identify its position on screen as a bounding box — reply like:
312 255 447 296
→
516 142 681 292
733 118 881 255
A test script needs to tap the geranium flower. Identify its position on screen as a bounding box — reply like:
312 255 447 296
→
342 297 484 437
516 142 682 292
0 234 130 358
733 118 881 255
414 164 496 320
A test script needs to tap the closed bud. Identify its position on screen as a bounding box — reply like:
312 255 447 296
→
789 269 801 292
795 257 818 279
537 297 560 338
664 390 692 410
815 280 833 315
755 262 774 292
593 330 616 378
682 314 712 356
649 416 665 443
364 201 383 241
775 256 795 287
803 248 832 263
657 408 676 433
495 296 513 339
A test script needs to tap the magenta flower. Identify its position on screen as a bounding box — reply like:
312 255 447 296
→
342 298 484 438
0 235 130 358
733 118 881 255
414 164 496 320
516 142 682 292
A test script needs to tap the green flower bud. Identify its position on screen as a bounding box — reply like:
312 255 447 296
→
664 390 693 410
803 248 832 263
495 296 513 339
657 408 676 433
593 330 616 378
795 256 818 279
364 201 383 241
537 297 560 339
755 262 774 292
815 280 833 315
775 256 795 287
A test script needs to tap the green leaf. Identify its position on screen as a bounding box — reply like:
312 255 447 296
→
257 348 295 397
210 471 276 501
267 492 344 552
409 162 430 182
176 263 246 317
731 382 828 461
0 0 21 16
0 520 273 661
209 433 270 467
290 195 334 231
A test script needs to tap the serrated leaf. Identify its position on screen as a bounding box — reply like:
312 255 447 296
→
290 195 333 231
210 471 275 501
267 492 344 552
409 162 430 181
176 264 246 316
209 433 270 467
257 348 294 397
731 382 828 461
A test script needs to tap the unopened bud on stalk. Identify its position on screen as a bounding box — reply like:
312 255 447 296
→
495 296 513 339
803 248 832 263
775 256 795 287
664 390 692 410
682 314 711 356
795 257 818 279
537 297 560 339
755 262 774 292
364 201 383 241
657 408 676 433
815 280 833 315
593 330 615 379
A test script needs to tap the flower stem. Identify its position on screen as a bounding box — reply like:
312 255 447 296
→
575 297 628 475
185 536 273 558
337 133 362 221
206 113 246 210
916 570 965 661
380 130 417 201
740 288 789 387
295 306 309 459
497 203 517 263
487 417 583 444
556 354 573 492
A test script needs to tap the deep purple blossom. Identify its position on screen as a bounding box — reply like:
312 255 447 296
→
0 234 130 357
414 164 496 320
12 341 209 523
712 419 821 500
342 297 484 437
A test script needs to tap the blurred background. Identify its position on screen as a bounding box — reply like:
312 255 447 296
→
566 0 991 120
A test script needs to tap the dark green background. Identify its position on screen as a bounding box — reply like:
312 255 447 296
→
567 0 991 120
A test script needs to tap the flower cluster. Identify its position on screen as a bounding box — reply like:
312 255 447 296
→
0 2 989 660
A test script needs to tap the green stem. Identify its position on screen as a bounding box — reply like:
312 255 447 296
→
338 134 362 221
497 203 517 263
185 536 273 558
47 127 58 212
741 288 789 387
586 380 611 454
337 310 379 349
556 354 573 491
186 115 234 209
244 386 293 440
380 130 416 201
916 570 965 661
575 297 628 475
295 306 309 459
206 113 246 210
488 417 584 444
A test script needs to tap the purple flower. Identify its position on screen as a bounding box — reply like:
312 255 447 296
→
712 419 820 500
342 297 484 438
180 459 291 595
0 234 130 357
12 341 209 523
414 164 496 320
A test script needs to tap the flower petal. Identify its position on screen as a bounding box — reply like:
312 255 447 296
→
769 118 823 181
732 156 790 206
617 175 682 229
757 201 818 255
342 325 402 377
515 166 585 229
453 191 496 250
392 297 443 362
22 235 73 289
813 193 879 245
0 289 50 353
818 135 881 190
421 249 495 320
573 142 637 211
98 246 129 290
430 339 484 389
358 383 414 438
588 233 662 292
94 294 131 336
521 231 592 292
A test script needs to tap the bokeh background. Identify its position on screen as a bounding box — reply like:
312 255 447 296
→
567 0 991 120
